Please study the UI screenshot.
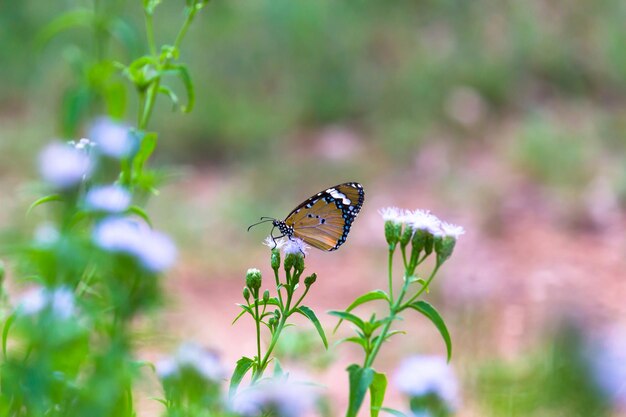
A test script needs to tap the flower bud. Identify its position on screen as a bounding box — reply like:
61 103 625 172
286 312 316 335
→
411 229 429 254
246 268 262 292
262 290 270 303
384 221 399 248
270 249 281 271
304 273 317 288
268 317 276 328
243 287 250 301
273 309 281 320
400 224 413 248
436 236 456 264
284 253 296 272
294 254 305 274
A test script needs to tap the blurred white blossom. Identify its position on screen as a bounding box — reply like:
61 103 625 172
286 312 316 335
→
589 327 626 409
93 217 177 272
231 379 317 417
394 355 459 409
434 222 465 240
85 185 131 213
263 235 286 250
379 207 404 223
18 287 76 319
34 223 60 246
89 117 134 158
156 342 225 382
407 210 442 235
68 138 95 151
39 142 93 189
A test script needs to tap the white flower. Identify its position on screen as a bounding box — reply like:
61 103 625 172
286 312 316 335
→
379 207 404 223
231 379 317 417
39 142 93 189
34 223 60 246
68 138 95 151
18 286 76 319
394 355 459 409
589 327 626 408
407 210 441 235
93 217 177 272
19 287 47 316
435 222 465 239
89 117 134 158
263 236 286 250
85 185 131 213
156 342 225 382
155 357 178 379
282 238 309 256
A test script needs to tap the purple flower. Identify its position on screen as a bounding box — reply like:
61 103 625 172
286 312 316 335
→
85 185 131 213
93 217 177 272
89 117 134 158
18 286 76 319
231 379 317 417
156 342 225 382
394 355 459 409
38 142 93 189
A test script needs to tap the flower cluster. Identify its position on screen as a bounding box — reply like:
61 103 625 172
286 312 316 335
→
17 286 76 320
93 217 177 273
36 117 176 275
263 236 309 257
156 342 225 383
395 355 459 406
231 379 318 417
379 207 464 265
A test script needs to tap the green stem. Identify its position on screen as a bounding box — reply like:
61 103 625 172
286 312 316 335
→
252 274 295 382
274 268 284 309
138 78 160 130
174 6 197 51
402 262 441 308
388 249 394 302
144 10 157 57
254 298 262 372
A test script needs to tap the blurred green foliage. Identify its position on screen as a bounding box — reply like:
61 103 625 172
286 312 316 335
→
476 323 612 417
3 0 626 163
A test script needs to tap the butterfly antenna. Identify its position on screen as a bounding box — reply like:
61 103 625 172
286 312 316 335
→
247 217 275 232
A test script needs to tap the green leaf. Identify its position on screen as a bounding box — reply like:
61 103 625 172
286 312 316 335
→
370 371 387 417
379 407 408 417
27 194 63 215
346 364 375 417
35 9 94 49
273 358 284 378
232 304 254 325
329 310 366 332
406 301 452 362
158 85 179 111
372 330 406 345
132 132 157 179
335 337 368 351
296 306 328 349
127 205 152 227
229 357 254 397
162 64 194 112
2 313 15 359
104 81 127 119
333 290 389 332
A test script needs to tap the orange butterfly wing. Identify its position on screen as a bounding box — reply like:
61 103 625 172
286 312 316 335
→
284 182 365 251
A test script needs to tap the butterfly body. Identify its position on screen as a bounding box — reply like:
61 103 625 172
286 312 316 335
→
266 182 365 251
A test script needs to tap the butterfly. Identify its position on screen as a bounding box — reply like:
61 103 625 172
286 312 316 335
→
248 182 365 251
